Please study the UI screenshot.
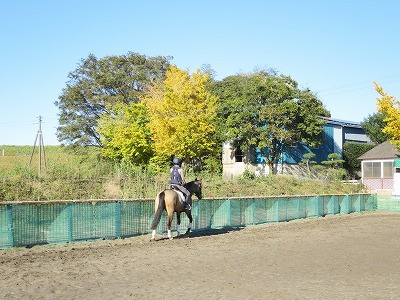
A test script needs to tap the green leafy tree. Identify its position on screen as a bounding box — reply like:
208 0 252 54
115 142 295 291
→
300 152 317 176
213 70 330 174
321 153 345 169
55 52 171 147
361 112 388 144
321 153 348 180
144 66 219 166
98 103 153 165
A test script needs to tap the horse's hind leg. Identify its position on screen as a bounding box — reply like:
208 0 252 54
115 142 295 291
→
167 211 174 240
176 213 182 236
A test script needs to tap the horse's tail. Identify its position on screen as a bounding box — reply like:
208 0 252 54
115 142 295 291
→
151 191 166 230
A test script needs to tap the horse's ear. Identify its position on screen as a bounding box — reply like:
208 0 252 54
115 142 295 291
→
195 177 197 181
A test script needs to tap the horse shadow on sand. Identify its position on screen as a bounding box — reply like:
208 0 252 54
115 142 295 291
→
151 226 244 241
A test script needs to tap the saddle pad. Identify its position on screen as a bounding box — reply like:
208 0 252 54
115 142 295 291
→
174 190 186 203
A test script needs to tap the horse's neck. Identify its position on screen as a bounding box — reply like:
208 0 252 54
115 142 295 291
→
184 181 194 194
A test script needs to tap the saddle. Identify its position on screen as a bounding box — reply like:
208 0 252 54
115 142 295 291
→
171 186 186 203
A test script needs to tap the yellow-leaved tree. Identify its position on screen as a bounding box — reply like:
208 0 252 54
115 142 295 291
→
374 82 400 147
98 103 154 165
144 66 219 165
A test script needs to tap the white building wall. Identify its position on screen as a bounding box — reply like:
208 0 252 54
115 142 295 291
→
333 125 343 154
222 142 317 179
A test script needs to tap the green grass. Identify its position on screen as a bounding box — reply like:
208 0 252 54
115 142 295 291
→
0 145 365 201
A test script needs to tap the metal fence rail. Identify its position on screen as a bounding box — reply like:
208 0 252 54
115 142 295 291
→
0 194 377 249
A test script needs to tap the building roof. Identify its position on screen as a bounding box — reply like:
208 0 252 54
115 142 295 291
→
321 117 362 128
358 141 400 160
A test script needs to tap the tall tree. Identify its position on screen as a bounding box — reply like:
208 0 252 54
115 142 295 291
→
361 112 388 144
375 82 400 147
213 70 330 174
55 52 171 146
97 103 153 165
144 66 219 165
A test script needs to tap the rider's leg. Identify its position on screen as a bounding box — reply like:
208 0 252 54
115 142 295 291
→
184 192 191 210
173 184 191 210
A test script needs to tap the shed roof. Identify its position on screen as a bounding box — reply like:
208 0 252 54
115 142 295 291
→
358 141 400 160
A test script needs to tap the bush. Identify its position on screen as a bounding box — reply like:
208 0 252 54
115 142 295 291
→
343 142 376 178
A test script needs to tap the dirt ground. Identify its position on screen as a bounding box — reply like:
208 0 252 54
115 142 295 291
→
1 211 400 300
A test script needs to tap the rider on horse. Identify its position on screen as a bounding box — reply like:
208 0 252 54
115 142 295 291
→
170 157 191 210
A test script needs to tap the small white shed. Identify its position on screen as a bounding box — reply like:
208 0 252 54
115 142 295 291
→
358 141 399 191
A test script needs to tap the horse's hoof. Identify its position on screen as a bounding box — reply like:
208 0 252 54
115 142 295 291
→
150 238 155 242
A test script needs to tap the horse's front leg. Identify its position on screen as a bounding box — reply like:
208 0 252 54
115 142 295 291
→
185 211 193 235
176 212 182 236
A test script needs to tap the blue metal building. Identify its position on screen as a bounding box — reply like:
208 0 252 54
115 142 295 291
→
223 118 370 178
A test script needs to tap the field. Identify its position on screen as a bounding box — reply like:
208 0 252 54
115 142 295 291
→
1 211 399 299
0 145 365 201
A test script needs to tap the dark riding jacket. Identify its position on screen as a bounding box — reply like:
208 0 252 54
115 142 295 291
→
170 165 183 185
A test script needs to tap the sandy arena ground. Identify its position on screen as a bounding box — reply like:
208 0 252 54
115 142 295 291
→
1 211 400 299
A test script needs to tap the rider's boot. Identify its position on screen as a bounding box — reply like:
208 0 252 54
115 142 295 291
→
185 196 191 210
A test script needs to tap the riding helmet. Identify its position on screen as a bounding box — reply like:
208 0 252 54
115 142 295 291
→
173 157 182 165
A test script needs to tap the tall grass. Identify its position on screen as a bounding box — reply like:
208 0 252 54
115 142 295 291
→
0 145 365 201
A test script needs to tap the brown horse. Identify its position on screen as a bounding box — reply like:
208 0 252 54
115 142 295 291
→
150 179 202 240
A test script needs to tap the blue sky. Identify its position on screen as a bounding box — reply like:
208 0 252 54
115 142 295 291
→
1 0 399 145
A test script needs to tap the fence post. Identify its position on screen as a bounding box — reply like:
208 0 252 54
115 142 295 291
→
315 196 319 217
330 196 335 215
194 200 199 230
275 198 280 222
284 198 288 221
345 195 351 213
115 201 121 238
252 198 256 225
7 205 14 247
297 197 301 219
226 199 231 227
67 203 73 242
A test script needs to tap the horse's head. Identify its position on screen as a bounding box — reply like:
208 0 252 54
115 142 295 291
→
185 179 203 199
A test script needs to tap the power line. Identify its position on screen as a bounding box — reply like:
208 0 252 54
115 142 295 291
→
0 117 58 129
317 73 400 93
318 77 400 97
319 81 400 97
0 121 37 128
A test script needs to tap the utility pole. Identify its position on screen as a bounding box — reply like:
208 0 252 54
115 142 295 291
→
29 115 47 176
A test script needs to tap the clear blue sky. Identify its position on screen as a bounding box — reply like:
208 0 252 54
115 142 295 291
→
1 0 399 145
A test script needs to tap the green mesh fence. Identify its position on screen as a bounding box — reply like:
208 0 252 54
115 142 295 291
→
377 198 400 212
0 194 377 249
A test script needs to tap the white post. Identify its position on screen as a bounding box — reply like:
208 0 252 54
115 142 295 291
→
393 159 400 197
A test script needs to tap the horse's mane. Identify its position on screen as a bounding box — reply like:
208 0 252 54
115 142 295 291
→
184 180 195 187
184 179 201 188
